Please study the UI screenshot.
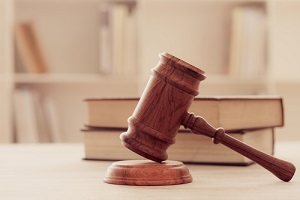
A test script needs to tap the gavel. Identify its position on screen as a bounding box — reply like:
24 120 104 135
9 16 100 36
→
120 52 296 182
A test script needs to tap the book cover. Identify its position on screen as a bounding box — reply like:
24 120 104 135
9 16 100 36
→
14 21 48 73
84 96 284 131
82 127 274 165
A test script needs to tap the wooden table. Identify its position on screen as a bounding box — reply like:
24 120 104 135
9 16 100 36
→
0 142 299 200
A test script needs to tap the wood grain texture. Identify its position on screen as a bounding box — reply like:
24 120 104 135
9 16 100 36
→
104 160 192 186
0 144 300 199
120 52 296 182
181 113 296 182
120 52 206 162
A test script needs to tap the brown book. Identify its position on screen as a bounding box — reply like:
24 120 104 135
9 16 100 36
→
82 127 274 165
85 96 284 131
15 21 48 73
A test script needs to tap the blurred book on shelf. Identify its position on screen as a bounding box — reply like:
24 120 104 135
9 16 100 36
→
13 87 40 143
98 2 137 76
14 21 49 73
13 87 61 143
228 5 267 78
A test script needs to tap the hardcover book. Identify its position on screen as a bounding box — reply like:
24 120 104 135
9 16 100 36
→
82 127 274 165
85 96 284 131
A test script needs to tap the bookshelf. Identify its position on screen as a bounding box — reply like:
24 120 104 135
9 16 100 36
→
137 0 270 94
11 0 139 143
1 0 300 143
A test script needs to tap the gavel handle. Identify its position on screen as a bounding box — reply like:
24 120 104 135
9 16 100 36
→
182 113 296 182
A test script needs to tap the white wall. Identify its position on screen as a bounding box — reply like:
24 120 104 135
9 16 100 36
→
268 1 300 141
268 1 300 81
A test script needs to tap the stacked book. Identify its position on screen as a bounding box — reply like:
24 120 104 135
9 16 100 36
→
82 96 284 165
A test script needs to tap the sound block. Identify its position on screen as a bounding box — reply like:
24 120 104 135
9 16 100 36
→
103 160 192 186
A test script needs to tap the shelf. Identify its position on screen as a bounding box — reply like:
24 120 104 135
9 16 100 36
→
14 73 138 84
4 0 292 144
273 78 300 85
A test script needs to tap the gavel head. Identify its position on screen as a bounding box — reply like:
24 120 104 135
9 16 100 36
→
120 52 206 162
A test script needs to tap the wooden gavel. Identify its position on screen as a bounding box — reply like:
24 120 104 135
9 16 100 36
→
120 52 296 182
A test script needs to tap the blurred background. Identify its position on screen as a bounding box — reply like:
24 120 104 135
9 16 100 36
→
1 0 299 143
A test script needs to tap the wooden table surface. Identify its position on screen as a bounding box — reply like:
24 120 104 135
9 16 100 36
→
0 142 299 200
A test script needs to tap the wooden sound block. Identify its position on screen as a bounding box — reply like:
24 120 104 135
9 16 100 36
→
103 160 193 186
